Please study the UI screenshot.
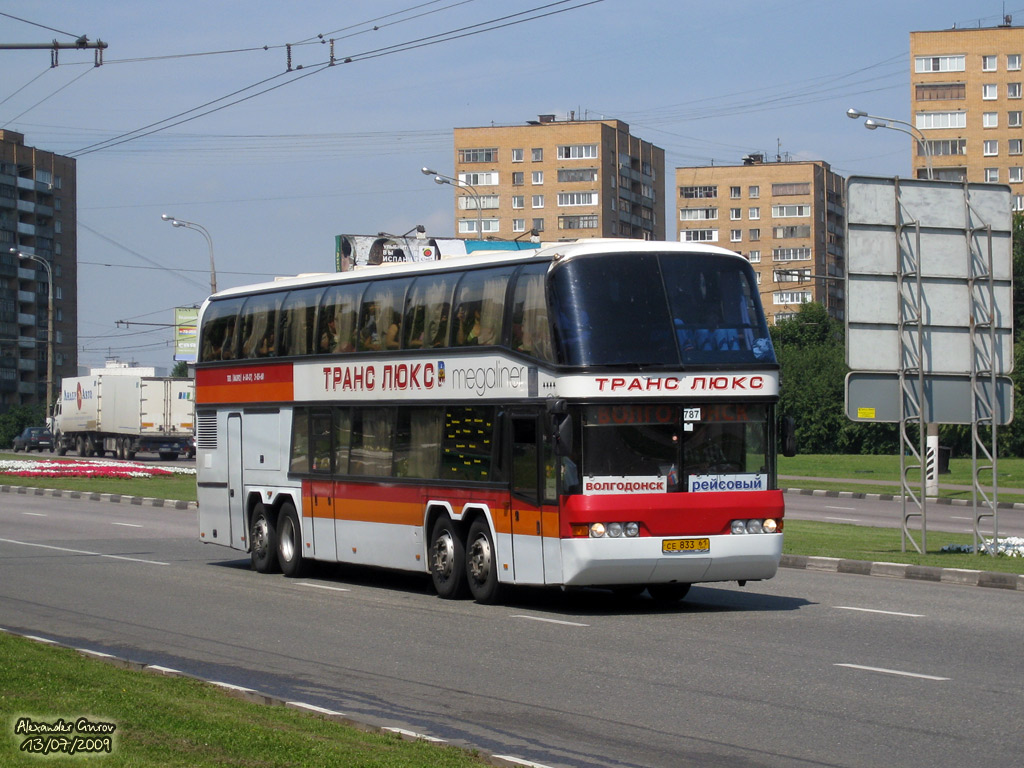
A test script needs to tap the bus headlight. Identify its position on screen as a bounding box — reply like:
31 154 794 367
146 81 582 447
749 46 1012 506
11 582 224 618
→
607 522 623 538
746 519 763 534
590 523 606 538
762 518 779 533
730 519 781 534
624 522 640 537
731 519 748 535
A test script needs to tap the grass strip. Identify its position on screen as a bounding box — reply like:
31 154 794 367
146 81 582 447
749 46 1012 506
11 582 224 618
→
0 632 487 768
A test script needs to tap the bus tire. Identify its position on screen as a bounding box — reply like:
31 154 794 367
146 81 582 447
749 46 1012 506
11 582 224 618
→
250 503 280 574
647 583 691 603
466 518 502 604
429 517 467 599
276 502 308 578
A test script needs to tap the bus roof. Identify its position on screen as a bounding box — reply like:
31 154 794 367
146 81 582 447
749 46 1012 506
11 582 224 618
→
205 239 749 304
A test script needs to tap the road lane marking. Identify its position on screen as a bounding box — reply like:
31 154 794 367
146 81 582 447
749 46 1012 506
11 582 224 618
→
383 727 447 743
112 522 144 528
510 615 589 627
287 702 347 716
826 516 860 522
22 512 47 517
493 757 558 768
296 582 351 593
836 606 924 617
950 516 971 521
835 663 949 681
0 537 169 566
825 505 857 511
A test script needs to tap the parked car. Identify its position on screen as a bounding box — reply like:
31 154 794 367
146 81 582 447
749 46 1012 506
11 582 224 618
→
12 427 54 453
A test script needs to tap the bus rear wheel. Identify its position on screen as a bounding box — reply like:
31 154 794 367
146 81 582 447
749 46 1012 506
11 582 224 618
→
429 517 467 599
466 518 501 604
277 502 308 578
647 583 691 603
250 503 280 574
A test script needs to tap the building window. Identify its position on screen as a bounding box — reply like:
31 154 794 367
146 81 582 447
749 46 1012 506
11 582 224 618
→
915 55 965 73
1011 112 1024 128
458 147 498 163
1015 195 1024 211
771 182 811 196
916 111 967 130
513 218 525 232
983 83 998 100
983 112 999 128
1011 139 1023 155
680 185 717 199
773 247 812 261
679 207 718 221
458 218 500 234
458 171 498 186
681 229 718 242
983 55 998 72
1010 54 1022 71
1011 167 1023 183
730 208 742 220
774 291 812 305
458 194 499 210
532 195 544 208
531 148 543 162
1010 83 1022 99
986 168 1000 183
748 250 761 263
531 171 543 185
556 191 598 206
749 185 760 198
511 148 524 162
915 82 966 101
749 207 760 220
556 144 598 159
923 138 967 156
558 214 599 229
557 168 598 183
749 228 760 241
730 186 741 199
774 225 811 239
772 204 811 218
984 140 999 156
532 218 545 232
511 195 524 209
730 229 742 242
512 172 524 186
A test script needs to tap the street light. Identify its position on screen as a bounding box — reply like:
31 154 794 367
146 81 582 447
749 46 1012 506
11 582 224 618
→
846 108 934 180
10 247 54 418
161 214 218 294
421 166 483 240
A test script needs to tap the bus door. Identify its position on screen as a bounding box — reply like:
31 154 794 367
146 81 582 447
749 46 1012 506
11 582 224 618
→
508 410 546 584
226 413 245 547
308 409 337 562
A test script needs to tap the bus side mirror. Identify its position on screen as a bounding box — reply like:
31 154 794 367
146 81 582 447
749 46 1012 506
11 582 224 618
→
780 416 796 458
546 399 573 457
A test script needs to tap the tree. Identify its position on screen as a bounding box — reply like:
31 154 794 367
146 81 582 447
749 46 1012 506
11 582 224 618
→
171 360 190 378
0 404 46 448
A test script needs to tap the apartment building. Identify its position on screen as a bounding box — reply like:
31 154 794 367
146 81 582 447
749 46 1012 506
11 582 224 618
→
0 130 77 411
674 156 845 324
910 22 1024 206
450 115 665 241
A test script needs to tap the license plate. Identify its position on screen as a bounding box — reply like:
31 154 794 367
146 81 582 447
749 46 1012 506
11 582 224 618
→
662 538 710 554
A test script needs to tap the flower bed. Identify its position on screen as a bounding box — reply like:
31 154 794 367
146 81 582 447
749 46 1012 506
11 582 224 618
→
0 459 196 479
940 537 1024 558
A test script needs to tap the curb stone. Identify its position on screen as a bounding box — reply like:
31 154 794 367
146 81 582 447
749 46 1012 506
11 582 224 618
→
3 482 1019 591
781 485 1024 510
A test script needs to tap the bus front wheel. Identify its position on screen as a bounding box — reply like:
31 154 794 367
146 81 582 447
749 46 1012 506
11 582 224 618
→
429 517 467 599
250 503 280 574
466 518 502 604
277 502 308 578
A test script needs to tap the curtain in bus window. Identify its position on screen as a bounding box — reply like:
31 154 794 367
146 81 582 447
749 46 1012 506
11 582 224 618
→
403 275 454 349
310 411 332 473
359 281 408 352
279 287 322 356
319 284 361 354
511 265 554 362
333 409 352 474
453 268 513 347
200 298 244 362
239 294 282 359
350 407 395 476
290 408 310 473
394 407 443 478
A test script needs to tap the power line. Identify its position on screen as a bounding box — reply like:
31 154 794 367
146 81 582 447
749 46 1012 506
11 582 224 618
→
0 11 82 39
78 220 210 291
1 67 94 129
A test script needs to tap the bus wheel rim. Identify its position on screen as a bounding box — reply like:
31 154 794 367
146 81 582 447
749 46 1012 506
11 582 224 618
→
432 530 455 580
468 533 492 585
280 518 295 562
252 518 268 556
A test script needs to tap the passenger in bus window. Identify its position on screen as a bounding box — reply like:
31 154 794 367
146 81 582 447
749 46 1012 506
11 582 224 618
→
456 304 482 345
320 313 338 352
221 319 236 359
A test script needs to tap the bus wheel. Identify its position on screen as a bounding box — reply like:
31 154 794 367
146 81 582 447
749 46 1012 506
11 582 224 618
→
276 502 308 578
647 583 691 603
250 503 280 574
466 518 502 604
429 517 467 599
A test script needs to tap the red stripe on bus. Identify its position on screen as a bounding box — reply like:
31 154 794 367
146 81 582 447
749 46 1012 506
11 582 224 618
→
196 363 294 404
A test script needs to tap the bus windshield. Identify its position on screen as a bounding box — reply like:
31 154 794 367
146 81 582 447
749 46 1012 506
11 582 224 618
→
549 252 775 366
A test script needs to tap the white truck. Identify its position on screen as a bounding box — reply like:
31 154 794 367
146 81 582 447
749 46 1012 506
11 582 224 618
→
51 373 195 460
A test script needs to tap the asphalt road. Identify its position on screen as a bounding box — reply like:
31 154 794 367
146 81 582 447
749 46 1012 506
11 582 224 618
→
1 493 1022 768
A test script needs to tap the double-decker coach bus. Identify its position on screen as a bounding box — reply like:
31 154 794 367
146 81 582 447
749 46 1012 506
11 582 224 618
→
195 239 792 603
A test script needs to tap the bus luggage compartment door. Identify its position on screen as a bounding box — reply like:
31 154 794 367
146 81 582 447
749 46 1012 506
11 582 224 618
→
227 414 245 548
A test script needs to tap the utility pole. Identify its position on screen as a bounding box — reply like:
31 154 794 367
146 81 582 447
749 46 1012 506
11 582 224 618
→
0 37 108 66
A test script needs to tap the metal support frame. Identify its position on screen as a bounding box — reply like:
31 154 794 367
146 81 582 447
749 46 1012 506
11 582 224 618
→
967 192 1000 555
895 180 926 554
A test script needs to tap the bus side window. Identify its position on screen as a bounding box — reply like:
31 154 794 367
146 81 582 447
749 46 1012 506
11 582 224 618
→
290 409 310 473
333 409 352 475
403 274 455 349
394 407 443 478
200 297 244 362
452 267 513 348
310 410 332 473
350 407 395 476
319 283 361 354
279 287 322 357
358 280 410 352
510 264 554 362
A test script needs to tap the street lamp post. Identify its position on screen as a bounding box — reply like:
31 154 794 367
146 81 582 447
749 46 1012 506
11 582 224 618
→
161 214 218 294
421 166 483 239
846 108 934 180
11 248 54 418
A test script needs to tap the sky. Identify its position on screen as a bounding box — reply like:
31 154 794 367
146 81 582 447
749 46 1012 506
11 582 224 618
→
0 0 1017 371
